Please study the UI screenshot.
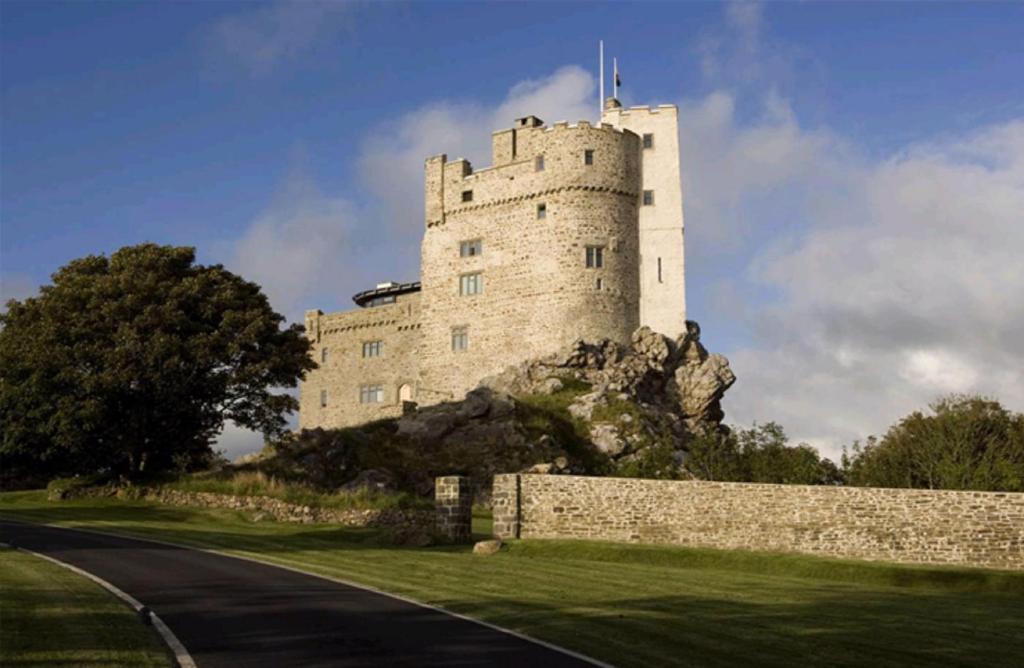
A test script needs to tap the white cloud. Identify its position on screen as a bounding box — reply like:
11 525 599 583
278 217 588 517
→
227 164 354 323
205 0 353 76
680 28 1024 458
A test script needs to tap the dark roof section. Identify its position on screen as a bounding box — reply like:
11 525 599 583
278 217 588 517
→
352 281 422 307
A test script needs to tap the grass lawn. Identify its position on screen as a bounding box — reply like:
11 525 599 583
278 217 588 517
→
2 490 1022 668
0 545 172 667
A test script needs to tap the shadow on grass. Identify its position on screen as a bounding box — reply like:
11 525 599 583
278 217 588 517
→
438 589 1024 668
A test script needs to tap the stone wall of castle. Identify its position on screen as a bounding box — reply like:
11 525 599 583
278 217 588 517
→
417 121 643 399
492 473 1024 570
602 104 687 337
299 292 422 429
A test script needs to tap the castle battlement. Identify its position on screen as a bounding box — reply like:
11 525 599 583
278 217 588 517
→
301 99 687 429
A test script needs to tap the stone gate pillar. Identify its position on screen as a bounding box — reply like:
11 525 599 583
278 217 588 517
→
435 476 473 542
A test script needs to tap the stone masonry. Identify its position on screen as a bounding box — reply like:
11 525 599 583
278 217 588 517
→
435 475 474 542
300 98 688 429
492 473 1024 570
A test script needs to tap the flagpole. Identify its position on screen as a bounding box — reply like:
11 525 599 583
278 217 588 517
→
599 40 604 118
613 57 618 100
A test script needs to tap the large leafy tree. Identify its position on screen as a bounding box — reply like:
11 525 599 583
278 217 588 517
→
843 395 1024 492
0 244 315 484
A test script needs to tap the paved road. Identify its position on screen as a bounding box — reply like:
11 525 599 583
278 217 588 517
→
0 521 599 667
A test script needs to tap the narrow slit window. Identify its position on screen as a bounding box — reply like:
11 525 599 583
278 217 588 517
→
658 257 663 283
537 203 547 219
461 190 473 203
535 155 545 171
586 246 605 268
584 149 594 165
451 327 469 352
320 389 328 408
321 347 329 364
596 277 603 290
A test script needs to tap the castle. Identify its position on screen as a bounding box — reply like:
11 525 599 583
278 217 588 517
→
300 97 687 428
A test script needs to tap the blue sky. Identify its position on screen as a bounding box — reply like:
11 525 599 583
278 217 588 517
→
3 1 1023 459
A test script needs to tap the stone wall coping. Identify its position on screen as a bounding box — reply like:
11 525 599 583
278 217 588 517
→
507 473 1024 499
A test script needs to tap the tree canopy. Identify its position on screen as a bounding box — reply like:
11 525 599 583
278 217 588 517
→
842 395 1024 492
0 244 315 485
685 422 842 485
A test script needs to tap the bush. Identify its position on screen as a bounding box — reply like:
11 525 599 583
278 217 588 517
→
685 423 842 485
843 394 1024 492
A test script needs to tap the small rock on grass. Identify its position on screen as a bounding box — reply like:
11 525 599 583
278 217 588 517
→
473 538 503 556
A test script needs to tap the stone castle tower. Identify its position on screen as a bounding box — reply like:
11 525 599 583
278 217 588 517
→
300 98 686 429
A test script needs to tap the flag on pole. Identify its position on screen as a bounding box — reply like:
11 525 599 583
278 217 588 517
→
615 71 622 87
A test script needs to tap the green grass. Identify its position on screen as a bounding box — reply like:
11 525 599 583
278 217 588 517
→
0 546 172 667
2 490 1022 667
155 469 431 511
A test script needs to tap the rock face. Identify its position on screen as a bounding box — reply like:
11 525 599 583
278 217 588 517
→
393 321 735 481
482 320 735 446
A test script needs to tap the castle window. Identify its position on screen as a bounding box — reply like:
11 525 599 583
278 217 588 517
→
643 133 654 149
462 190 473 203
584 149 594 165
658 257 663 283
320 389 328 408
321 347 329 364
535 155 545 171
360 385 385 404
586 246 605 268
643 190 655 206
537 203 547 219
367 295 396 307
596 277 603 290
451 327 469 352
459 272 483 296
362 340 383 358
460 239 482 257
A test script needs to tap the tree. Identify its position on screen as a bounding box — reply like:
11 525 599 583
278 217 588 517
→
685 423 842 485
0 244 315 485
843 395 1024 492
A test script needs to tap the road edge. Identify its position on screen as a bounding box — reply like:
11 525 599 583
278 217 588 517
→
0 519 613 668
0 539 197 668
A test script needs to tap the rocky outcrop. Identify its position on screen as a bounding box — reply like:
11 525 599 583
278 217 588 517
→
482 320 735 447
395 321 735 480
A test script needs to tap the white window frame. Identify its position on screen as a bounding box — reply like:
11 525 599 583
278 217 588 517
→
360 384 385 404
459 272 483 296
586 245 605 269
451 327 469 352
362 340 383 358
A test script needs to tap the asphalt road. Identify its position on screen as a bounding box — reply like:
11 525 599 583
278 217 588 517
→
0 521 599 667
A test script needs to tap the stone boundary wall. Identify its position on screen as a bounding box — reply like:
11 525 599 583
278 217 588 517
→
492 474 1024 570
53 485 433 531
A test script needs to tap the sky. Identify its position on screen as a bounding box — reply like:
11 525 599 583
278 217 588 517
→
2 1 1023 461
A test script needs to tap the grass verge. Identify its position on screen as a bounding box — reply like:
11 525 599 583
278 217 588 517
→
0 545 172 667
2 490 1022 668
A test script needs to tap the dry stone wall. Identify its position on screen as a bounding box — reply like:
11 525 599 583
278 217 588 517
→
492 473 1024 570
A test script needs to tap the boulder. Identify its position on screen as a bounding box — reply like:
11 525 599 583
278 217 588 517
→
473 538 503 556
